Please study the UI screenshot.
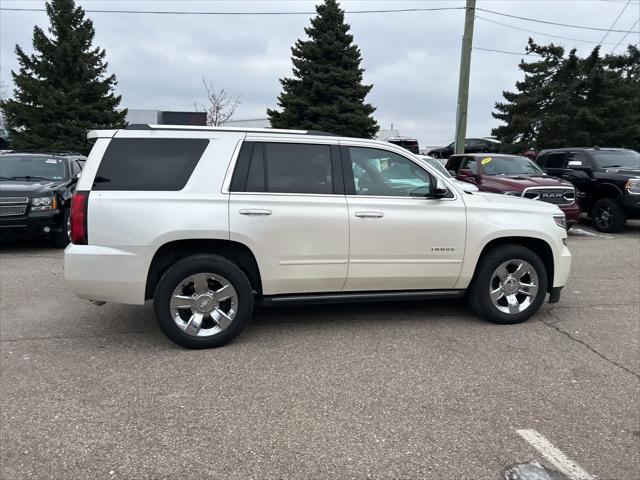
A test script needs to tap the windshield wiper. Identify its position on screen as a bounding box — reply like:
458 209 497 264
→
7 175 50 181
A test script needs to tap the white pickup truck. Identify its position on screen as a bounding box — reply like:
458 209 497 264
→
64 125 571 348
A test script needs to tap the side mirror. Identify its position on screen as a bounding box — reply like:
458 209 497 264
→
432 178 449 198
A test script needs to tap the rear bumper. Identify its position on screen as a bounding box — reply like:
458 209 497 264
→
559 202 581 227
0 210 62 241
64 244 150 305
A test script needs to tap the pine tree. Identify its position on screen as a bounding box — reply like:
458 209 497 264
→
268 0 378 138
492 40 640 151
0 0 126 154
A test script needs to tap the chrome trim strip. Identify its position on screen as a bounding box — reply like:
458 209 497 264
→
260 289 466 305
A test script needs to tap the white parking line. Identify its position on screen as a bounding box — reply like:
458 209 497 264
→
516 429 594 480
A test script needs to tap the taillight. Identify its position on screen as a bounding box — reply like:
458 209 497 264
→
70 191 89 245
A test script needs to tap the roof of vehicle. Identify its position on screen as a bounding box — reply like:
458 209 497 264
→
538 147 632 153
0 151 84 158
449 153 523 158
125 124 337 136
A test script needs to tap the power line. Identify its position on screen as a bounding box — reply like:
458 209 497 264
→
0 6 465 15
476 7 632 33
599 0 631 45
609 18 640 53
476 15 619 46
473 47 542 57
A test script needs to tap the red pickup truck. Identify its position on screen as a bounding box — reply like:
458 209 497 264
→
446 153 581 228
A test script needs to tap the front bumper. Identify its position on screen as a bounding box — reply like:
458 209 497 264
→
620 194 640 218
559 202 581 227
0 210 63 241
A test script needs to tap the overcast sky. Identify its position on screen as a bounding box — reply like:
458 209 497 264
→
1 0 639 146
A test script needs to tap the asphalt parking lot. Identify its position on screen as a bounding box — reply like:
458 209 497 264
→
1 222 639 480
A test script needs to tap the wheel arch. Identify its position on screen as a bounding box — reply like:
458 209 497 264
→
473 236 554 294
145 239 262 300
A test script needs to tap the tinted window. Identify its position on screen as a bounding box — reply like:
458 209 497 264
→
245 144 265 192
0 155 68 180
94 138 208 191
591 149 640 168
261 143 333 194
349 147 431 197
446 157 463 173
461 157 478 173
544 152 567 169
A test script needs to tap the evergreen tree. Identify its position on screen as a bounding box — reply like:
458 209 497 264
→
493 40 640 151
0 0 126 154
268 0 378 138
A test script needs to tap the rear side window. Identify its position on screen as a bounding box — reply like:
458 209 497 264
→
231 142 340 195
544 152 567 169
93 138 208 191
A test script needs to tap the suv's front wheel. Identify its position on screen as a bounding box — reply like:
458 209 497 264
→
468 245 548 324
154 255 254 349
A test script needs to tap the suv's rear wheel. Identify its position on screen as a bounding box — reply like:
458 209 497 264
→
468 245 548 324
154 255 253 349
591 198 626 233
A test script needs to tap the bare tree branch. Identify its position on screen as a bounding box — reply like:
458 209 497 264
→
197 77 241 126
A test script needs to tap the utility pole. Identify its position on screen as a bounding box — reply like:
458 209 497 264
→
454 0 476 154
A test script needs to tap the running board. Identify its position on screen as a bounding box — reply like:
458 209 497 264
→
259 289 465 306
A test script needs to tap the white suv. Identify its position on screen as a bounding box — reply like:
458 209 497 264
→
64 125 571 349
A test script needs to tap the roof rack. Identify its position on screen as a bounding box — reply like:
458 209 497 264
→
124 124 338 136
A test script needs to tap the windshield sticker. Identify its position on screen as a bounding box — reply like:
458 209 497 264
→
45 159 61 164
481 157 492 165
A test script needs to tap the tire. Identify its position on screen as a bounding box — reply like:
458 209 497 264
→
591 198 626 233
153 254 254 349
468 245 548 325
52 208 70 248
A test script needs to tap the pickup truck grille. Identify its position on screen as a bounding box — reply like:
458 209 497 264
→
0 197 29 204
0 205 27 216
522 187 575 206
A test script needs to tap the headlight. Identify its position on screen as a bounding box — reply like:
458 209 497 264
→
31 196 56 211
504 191 521 196
625 178 640 195
553 214 567 229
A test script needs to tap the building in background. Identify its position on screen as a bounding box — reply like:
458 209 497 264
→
221 118 270 128
125 109 206 126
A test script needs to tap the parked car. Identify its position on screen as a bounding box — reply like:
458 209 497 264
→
386 137 419 154
0 151 86 247
65 124 571 349
428 138 501 160
536 148 640 233
415 154 479 193
446 153 581 228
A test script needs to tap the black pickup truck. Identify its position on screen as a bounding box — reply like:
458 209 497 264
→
536 148 640 233
0 152 86 247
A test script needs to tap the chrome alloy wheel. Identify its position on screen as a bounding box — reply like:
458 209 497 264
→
489 259 539 315
170 273 238 337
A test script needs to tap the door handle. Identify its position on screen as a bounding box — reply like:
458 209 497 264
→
239 209 272 216
354 211 384 218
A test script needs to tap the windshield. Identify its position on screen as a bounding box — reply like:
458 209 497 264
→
0 155 68 181
480 156 544 175
416 156 451 177
591 150 640 168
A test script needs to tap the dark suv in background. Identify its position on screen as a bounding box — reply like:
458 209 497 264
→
537 148 640 233
428 138 500 160
0 152 86 247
